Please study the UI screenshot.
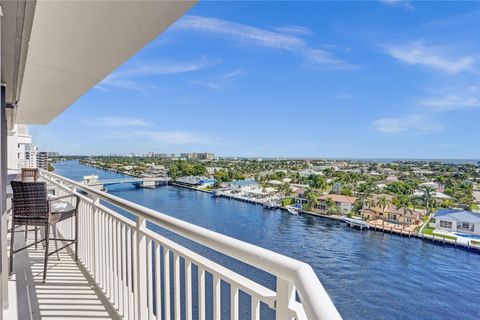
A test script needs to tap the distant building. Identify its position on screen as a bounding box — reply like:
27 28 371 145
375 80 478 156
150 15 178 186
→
141 164 167 177
175 176 216 187
20 144 38 169
180 152 215 160
318 194 358 214
47 151 59 158
36 152 48 170
181 153 195 159
198 153 215 160
224 179 258 191
432 209 480 235
206 167 223 174
7 124 39 170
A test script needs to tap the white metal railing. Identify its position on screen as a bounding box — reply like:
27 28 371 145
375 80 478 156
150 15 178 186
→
40 170 341 320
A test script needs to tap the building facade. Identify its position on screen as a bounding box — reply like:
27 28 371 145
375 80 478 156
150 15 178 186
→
36 152 48 170
432 209 480 235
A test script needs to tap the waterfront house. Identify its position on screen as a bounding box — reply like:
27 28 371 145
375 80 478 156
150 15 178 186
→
362 205 422 225
176 176 216 187
413 190 452 202
317 194 357 214
432 209 480 235
224 179 258 191
360 194 422 225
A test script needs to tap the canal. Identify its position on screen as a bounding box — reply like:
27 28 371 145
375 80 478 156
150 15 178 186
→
53 160 480 320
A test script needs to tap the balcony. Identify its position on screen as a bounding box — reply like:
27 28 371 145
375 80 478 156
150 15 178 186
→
4 170 341 320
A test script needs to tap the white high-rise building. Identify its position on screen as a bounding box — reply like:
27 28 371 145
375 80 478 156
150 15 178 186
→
7 124 38 171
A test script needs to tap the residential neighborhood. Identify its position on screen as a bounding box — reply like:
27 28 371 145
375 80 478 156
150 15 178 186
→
74 156 480 246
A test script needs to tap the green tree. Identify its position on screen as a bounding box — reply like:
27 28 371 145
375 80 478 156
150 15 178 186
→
376 195 391 228
303 188 319 211
324 198 338 215
421 186 436 216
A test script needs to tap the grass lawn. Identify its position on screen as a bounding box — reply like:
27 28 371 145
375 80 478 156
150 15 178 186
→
422 226 457 240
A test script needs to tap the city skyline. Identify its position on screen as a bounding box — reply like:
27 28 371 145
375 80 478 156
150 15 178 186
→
30 1 479 159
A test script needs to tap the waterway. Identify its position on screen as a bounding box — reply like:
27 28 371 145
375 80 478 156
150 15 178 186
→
53 160 480 320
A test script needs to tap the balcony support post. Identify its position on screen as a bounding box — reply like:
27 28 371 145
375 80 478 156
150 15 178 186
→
275 277 294 320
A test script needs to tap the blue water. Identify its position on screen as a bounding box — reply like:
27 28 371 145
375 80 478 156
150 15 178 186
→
54 161 480 320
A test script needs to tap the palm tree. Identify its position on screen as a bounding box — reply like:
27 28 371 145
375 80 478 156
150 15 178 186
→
376 195 391 229
303 188 319 212
324 198 338 215
421 186 435 216
434 176 445 191
278 182 292 197
356 181 376 219
393 195 411 229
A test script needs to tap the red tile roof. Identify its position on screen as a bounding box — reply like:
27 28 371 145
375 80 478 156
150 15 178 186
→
318 194 358 204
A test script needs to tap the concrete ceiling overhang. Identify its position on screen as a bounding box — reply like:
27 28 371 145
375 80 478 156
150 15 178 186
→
0 0 36 108
12 0 195 124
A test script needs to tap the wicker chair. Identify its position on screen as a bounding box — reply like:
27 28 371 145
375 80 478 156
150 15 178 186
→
9 181 79 282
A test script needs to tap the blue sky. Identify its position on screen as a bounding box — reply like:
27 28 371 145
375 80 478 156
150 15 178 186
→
31 1 480 159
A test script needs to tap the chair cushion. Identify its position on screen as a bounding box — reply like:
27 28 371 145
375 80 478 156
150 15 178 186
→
50 200 75 213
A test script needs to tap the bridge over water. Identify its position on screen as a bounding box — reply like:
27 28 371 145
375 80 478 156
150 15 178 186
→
82 176 170 189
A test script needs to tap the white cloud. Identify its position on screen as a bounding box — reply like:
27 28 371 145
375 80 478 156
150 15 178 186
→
383 41 475 73
271 25 313 36
379 0 414 10
419 95 480 111
88 117 149 127
96 58 216 91
175 15 358 70
373 114 443 134
191 68 246 90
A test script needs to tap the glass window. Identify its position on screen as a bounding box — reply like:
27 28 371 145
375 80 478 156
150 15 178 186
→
439 220 452 229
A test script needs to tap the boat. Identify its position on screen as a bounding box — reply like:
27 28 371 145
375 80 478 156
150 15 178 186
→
287 208 299 216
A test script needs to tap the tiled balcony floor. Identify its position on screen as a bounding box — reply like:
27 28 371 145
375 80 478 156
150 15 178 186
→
4 228 118 320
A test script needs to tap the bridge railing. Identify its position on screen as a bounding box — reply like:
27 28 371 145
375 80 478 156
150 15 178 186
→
40 170 341 320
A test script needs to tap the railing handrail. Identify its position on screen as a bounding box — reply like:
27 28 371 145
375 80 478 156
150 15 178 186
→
41 170 341 319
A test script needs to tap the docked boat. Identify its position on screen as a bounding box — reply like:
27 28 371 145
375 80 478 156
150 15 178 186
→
343 217 370 229
287 208 299 216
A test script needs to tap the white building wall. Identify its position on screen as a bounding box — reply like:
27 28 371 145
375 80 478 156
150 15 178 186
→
6 128 18 173
7 124 37 171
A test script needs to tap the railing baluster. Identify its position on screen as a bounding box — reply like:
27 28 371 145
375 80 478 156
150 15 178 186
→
94 202 98 275
231 286 239 320
185 260 192 320
251 297 260 320
100 210 105 290
155 242 162 320
116 221 125 315
135 217 148 320
147 238 153 320
127 226 134 320
113 218 119 309
163 247 171 320
174 253 181 320
213 275 221 320
108 214 113 300
198 267 205 320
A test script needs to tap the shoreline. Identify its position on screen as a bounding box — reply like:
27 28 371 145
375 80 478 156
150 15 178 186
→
73 162 480 252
